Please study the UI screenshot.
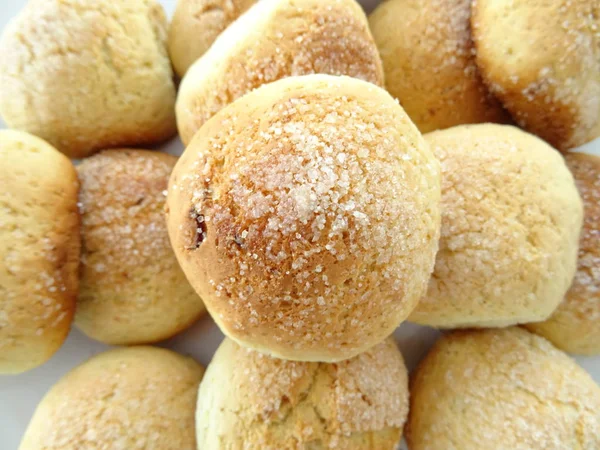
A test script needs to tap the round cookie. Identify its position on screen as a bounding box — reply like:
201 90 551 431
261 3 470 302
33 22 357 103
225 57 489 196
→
176 0 384 145
168 0 257 78
0 130 79 375
368 0 508 133
19 346 204 450
472 0 600 151
406 327 600 449
167 75 441 362
0 0 176 159
76 150 205 345
196 338 409 450
409 124 583 328
527 153 600 355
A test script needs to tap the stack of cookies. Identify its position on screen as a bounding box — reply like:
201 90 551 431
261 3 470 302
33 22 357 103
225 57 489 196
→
0 0 598 449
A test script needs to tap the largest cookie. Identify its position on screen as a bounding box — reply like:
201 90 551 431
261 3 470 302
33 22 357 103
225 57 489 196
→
167 75 441 362
472 0 600 151
176 0 384 145
0 0 176 158
0 130 79 374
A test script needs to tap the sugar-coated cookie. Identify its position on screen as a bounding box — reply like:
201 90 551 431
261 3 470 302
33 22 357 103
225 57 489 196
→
167 75 441 361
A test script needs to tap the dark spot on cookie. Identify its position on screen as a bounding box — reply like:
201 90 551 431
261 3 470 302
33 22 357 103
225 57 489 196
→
233 233 244 246
194 214 207 247
186 209 207 249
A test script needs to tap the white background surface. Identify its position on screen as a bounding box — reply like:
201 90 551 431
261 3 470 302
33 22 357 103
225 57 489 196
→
0 1 598 449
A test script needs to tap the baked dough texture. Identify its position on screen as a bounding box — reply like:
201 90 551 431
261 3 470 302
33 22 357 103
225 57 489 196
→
406 327 600 450
409 124 583 328
472 0 600 151
168 0 257 78
196 338 409 450
527 153 600 355
167 75 441 362
0 0 176 159
76 150 205 345
0 130 79 374
19 346 204 450
175 0 384 145
368 0 508 133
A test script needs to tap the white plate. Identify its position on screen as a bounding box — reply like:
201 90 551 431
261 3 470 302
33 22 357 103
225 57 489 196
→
0 1 598 449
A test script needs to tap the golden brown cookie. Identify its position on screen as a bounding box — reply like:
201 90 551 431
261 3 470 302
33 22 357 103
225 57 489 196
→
168 0 257 78
527 153 600 355
406 328 600 449
19 347 204 450
472 0 600 151
167 74 441 362
175 0 384 145
368 0 508 133
0 130 79 374
196 338 408 449
0 0 176 158
76 149 205 345
410 124 583 328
